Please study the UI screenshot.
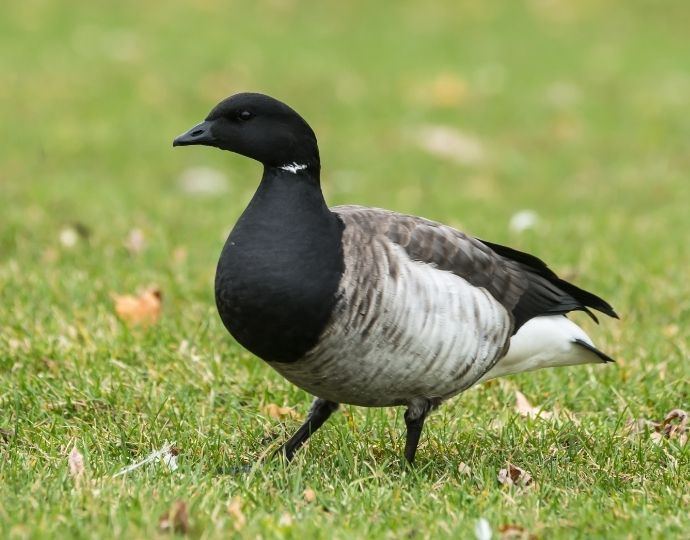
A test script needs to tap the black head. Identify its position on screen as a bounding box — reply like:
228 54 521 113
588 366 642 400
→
173 93 319 169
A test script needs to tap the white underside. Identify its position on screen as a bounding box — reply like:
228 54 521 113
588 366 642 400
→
271 242 512 407
477 315 604 383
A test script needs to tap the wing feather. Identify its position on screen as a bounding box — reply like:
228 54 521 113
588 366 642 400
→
332 205 617 332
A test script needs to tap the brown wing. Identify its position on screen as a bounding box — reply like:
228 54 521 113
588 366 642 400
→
332 205 617 333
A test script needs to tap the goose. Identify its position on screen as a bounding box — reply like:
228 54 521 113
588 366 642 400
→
173 93 618 464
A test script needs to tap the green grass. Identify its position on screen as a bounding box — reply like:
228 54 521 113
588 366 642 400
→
1 0 689 538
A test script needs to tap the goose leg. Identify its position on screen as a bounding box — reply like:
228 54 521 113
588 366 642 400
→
277 398 339 461
404 401 432 464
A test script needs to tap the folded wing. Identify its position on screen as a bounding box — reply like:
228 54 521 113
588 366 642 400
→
332 205 617 333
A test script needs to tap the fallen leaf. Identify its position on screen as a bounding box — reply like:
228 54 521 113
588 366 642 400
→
41 357 59 374
498 523 536 539
458 462 472 476
0 427 13 443
227 497 246 531
474 517 492 540
515 390 553 420
68 444 85 485
262 403 298 419
626 409 688 446
661 409 688 445
158 500 189 534
498 463 533 487
111 287 162 326
303 487 316 503
124 228 146 255
415 125 485 165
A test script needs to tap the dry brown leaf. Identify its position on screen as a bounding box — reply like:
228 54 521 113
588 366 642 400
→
158 500 189 534
498 463 533 487
458 462 471 476
499 523 536 539
661 409 688 444
111 287 162 326
0 427 13 444
41 357 59 374
515 390 553 420
68 444 85 485
626 409 688 446
303 487 316 503
227 497 246 531
262 403 298 419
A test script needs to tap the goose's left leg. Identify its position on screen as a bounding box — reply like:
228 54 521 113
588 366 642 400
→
403 400 433 463
277 398 339 461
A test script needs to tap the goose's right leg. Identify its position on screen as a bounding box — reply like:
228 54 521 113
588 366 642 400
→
403 400 433 464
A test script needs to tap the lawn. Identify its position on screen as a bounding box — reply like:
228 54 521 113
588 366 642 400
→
1 0 689 538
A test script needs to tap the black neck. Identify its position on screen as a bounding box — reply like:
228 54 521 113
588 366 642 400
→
214 165 344 363
266 162 319 181
247 165 327 221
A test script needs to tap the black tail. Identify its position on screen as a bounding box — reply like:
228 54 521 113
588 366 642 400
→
479 239 619 330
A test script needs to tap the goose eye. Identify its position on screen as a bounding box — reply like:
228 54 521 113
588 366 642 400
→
238 110 253 121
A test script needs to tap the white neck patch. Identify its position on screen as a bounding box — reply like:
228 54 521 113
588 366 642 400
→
279 162 308 174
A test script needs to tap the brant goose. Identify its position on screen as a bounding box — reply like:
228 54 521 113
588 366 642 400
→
173 93 618 463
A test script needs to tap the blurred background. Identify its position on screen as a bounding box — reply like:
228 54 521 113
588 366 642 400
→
3 0 689 342
2 0 689 285
1 0 689 536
